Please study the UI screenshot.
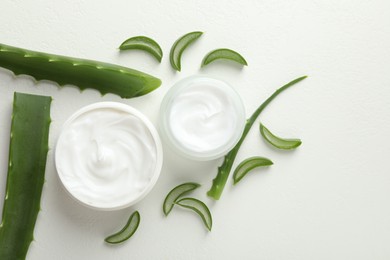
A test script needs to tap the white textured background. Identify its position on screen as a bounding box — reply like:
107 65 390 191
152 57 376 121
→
0 1 390 259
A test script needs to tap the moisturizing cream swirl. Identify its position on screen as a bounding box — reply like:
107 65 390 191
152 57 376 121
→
167 80 242 153
56 106 158 209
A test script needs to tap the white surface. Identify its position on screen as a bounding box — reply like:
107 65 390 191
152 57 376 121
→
0 0 389 259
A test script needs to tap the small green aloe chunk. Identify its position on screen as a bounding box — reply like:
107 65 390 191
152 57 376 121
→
163 182 201 216
233 157 273 184
0 92 52 260
119 36 163 62
260 123 302 150
105 211 140 244
201 48 247 67
175 198 212 231
169 31 203 71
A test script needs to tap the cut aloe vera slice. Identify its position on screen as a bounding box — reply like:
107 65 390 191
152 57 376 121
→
105 211 140 244
163 182 201 216
175 197 212 231
260 123 302 150
233 156 273 184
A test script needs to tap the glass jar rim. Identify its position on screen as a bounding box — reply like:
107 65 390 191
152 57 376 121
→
159 75 246 161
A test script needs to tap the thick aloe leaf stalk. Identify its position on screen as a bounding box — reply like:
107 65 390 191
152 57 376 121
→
0 43 161 98
0 92 52 260
207 76 307 200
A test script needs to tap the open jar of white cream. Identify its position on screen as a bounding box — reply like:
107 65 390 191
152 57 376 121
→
159 75 246 160
55 102 163 211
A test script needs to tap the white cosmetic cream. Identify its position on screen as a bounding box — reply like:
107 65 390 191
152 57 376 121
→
55 102 163 210
160 75 245 160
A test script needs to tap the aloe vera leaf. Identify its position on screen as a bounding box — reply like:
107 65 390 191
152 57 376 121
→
0 43 161 98
0 92 52 260
105 211 140 244
260 123 302 150
169 31 203 71
175 198 212 231
233 157 273 184
201 48 247 67
207 76 308 200
163 182 201 216
119 36 163 62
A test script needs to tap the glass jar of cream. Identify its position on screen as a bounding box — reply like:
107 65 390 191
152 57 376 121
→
159 75 246 161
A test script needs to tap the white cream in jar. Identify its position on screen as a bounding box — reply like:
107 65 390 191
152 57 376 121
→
160 76 245 160
55 102 162 210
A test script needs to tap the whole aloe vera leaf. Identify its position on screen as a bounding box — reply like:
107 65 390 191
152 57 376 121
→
207 76 307 200
0 43 161 98
0 92 52 260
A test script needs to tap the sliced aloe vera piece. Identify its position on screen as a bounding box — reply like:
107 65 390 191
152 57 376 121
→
233 157 273 184
0 92 52 260
163 182 201 216
105 211 140 244
169 31 203 71
175 198 212 231
260 123 302 150
201 48 247 67
119 36 163 62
